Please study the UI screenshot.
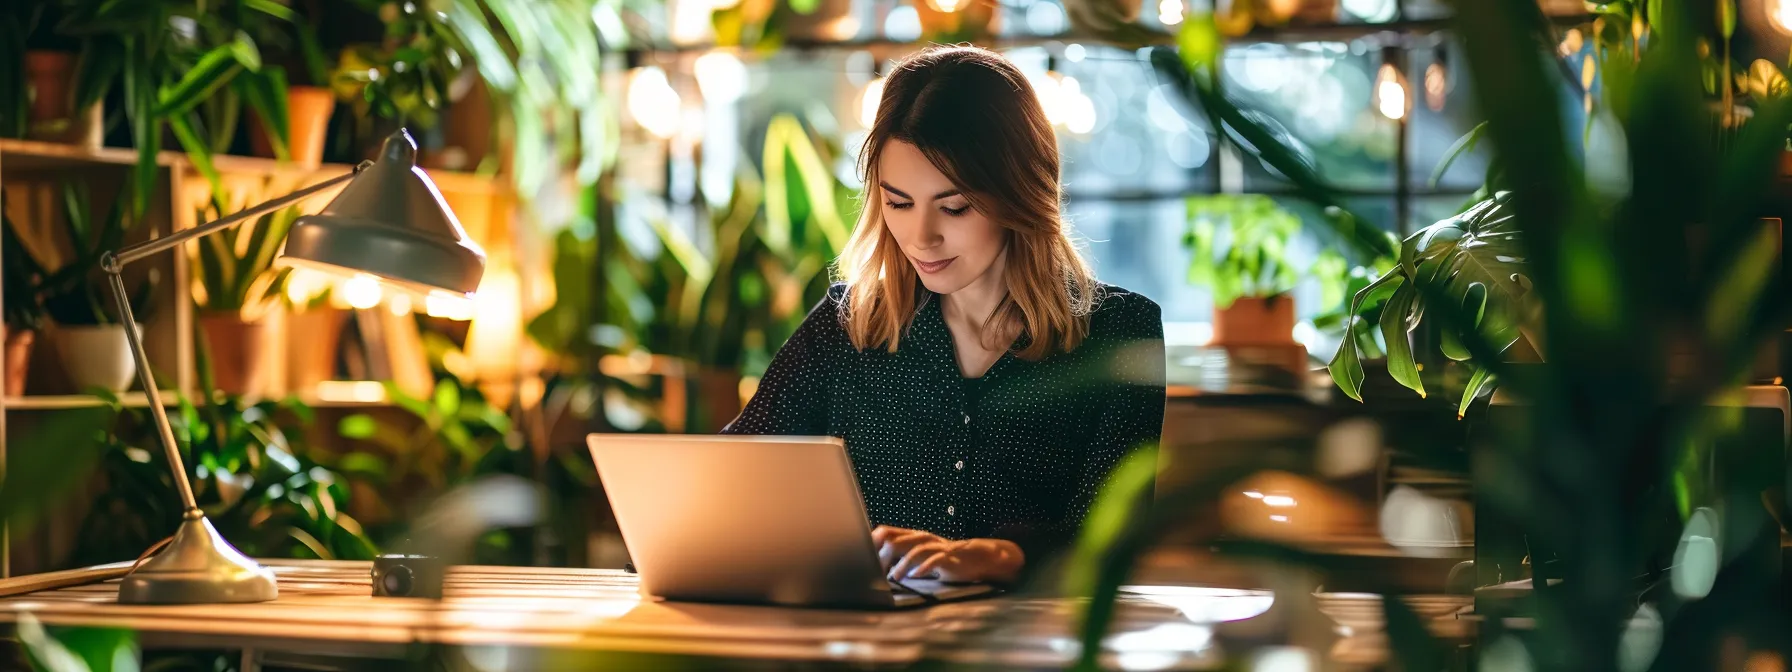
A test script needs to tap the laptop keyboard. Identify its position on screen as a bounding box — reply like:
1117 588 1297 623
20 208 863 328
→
887 578 938 603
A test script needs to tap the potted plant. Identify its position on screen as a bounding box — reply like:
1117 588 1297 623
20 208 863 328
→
284 284 346 394
36 182 155 393
527 114 845 433
1 208 46 396
243 12 334 166
1327 191 1536 414
55 0 301 213
191 198 298 396
328 0 606 194
1183 193 1351 376
70 389 376 567
1 1 102 147
912 0 999 43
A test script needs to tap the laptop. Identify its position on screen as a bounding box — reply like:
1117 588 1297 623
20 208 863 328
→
587 433 999 609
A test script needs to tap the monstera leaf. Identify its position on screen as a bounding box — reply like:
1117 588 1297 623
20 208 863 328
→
1330 192 1529 403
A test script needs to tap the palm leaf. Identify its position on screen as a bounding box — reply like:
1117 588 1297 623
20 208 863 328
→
152 43 245 118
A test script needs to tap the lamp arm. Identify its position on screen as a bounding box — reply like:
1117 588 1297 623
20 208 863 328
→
110 161 370 268
95 160 371 515
101 267 199 513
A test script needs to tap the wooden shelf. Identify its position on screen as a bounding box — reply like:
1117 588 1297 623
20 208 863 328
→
5 393 155 409
0 138 502 193
4 393 396 411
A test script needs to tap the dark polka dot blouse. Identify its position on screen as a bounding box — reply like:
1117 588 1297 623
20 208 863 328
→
723 283 1166 566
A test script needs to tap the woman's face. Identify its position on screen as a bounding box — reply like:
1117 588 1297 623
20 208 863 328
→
876 140 1007 296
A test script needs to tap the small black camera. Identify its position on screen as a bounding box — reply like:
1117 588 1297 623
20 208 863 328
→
372 554 444 599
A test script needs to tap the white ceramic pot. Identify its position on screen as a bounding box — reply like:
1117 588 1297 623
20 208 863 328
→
55 323 140 393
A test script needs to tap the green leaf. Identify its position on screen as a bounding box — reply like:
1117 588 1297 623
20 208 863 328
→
72 38 124 114
445 0 517 92
153 44 244 117
1175 13 1221 74
1380 282 1425 398
1429 121 1486 188
237 69 290 162
789 0 821 14
1704 221 1778 343
167 113 226 209
1458 366 1496 419
229 30 263 71
434 379 462 417
1440 325 1470 361
245 0 298 21
1328 272 1403 401
125 57 160 218
1402 194 1527 356
197 229 231 311
338 414 378 439
761 116 798 256
0 407 115 532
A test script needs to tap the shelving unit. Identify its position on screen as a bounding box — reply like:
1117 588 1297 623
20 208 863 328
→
0 137 529 578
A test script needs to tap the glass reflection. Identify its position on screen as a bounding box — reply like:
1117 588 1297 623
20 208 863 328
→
1120 585 1277 623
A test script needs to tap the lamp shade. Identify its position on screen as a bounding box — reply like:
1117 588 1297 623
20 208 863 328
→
280 130 485 297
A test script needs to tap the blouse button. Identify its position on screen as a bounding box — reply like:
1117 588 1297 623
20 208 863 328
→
946 505 956 516
954 460 964 471
962 413 971 425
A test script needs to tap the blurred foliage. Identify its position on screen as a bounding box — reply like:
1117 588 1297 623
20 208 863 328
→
1330 192 1534 411
3 201 49 331
528 112 846 431
13 615 137 672
1070 0 1792 669
188 200 297 320
1182 193 1349 309
28 181 158 327
335 336 541 563
51 0 313 213
332 0 616 194
64 390 375 567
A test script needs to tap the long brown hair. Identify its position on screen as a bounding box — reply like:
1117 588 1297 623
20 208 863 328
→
837 45 1099 361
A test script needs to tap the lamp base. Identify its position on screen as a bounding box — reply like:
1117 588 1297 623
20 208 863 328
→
117 513 278 604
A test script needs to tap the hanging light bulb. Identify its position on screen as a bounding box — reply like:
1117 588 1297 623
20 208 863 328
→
859 76 886 128
1060 76 1097 134
341 274 383 310
1770 0 1792 34
1032 57 1066 124
670 0 716 44
1158 0 1184 25
626 61 683 138
926 0 963 12
694 50 749 105
1375 48 1409 120
1424 46 1448 112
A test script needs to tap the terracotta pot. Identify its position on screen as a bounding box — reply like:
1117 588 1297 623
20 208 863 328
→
693 368 744 433
249 86 337 166
199 314 278 396
55 323 139 393
1212 296 1296 346
3 327 33 397
913 0 999 41
24 51 75 123
778 0 860 42
285 308 349 394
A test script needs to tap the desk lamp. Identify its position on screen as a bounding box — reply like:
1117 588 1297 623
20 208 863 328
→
107 130 485 604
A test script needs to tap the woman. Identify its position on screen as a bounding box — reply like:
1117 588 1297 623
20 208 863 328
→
724 46 1165 585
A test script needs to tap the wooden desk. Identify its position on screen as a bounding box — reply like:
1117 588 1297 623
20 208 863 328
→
0 560 1471 670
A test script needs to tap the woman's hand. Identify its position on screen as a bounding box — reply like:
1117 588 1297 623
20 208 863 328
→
871 526 1024 584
